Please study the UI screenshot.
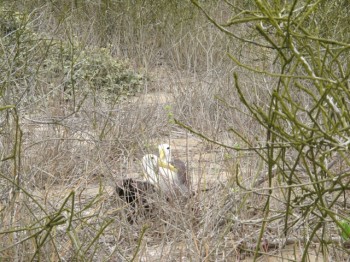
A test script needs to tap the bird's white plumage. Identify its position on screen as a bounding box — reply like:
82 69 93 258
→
141 153 175 192
141 154 159 185
141 144 190 196
158 144 171 163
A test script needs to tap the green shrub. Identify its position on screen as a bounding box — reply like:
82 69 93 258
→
189 0 350 259
0 7 144 105
44 41 144 101
339 220 350 241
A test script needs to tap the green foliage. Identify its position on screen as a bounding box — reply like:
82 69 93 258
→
316 0 350 40
0 8 19 36
44 41 144 101
0 6 143 105
164 104 175 124
339 220 350 241
0 7 144 259
0 7 36 97
190 0 350 259
80 48 142 96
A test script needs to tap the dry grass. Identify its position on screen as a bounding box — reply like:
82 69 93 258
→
1 1 350 261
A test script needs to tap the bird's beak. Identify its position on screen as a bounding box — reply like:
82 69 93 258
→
159 148 165 161
158 159 177 172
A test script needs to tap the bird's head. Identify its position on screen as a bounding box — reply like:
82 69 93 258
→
141 154 158 172
158 143 171 163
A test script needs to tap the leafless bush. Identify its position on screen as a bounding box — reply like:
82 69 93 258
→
4 0 349 261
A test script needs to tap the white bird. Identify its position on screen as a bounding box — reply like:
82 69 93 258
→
157 144 190 196
159 143 172 163
141 145 190 196
116 145 190 223
141 153 175 193
141 154 161 186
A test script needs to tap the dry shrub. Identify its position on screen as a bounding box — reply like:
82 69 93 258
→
4 0 349 261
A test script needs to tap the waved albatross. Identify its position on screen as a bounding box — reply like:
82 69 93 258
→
141 144 190 196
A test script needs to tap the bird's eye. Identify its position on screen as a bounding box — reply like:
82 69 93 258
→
167 147 170 150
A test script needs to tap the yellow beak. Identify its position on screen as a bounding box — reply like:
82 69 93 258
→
158 159 177 172
159 148 165 161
